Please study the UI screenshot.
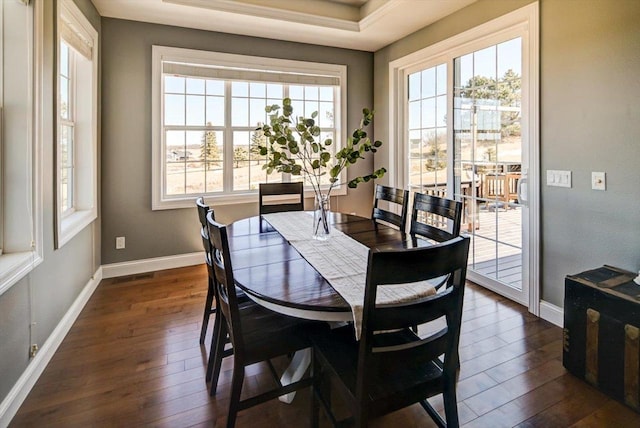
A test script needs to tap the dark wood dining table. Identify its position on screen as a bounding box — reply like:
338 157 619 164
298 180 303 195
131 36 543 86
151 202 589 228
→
225 211 433 403
227 212 430 322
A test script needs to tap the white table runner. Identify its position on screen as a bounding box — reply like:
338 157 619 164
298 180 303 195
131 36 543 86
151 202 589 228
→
263 212 436 339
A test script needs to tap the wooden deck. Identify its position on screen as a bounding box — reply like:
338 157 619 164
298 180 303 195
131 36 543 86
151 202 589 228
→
468 205 523 290
10 265 640 427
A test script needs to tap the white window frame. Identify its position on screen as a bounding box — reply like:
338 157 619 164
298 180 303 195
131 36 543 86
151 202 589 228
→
389 3 540 313
0 0 43 296
55 0 98 248
151 46 348 210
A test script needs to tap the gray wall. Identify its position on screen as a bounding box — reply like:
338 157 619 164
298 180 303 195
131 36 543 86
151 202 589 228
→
374 0 640 307
100 19 374 264
0 0 101 407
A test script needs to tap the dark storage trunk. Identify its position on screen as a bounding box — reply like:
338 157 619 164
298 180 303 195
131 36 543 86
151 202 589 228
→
563 266 640 412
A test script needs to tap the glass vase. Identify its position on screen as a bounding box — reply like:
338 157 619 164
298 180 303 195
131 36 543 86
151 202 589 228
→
313 193 331 240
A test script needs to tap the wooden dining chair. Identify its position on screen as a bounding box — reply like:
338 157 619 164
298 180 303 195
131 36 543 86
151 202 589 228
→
206 213 326 427
311 236 470 428
195 197 217 344
258 182 305 215
371 184 409 231
410 193 463 243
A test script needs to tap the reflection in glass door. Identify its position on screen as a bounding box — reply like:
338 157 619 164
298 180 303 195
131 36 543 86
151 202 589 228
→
453 38 529 304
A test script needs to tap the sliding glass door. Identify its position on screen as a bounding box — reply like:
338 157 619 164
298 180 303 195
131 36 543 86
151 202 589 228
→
395 5 538 308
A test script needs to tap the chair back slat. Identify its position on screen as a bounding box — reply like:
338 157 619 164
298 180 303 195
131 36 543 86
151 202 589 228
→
358 236 470 397
410 193 462 242
372 184 409 231
259 182 304 215
207 213 245 354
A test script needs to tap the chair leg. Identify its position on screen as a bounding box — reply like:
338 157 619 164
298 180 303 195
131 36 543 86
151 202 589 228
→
199 280 215 344
442 380 460 428
226 366 245 428
208 319 227 394
311 349 319 428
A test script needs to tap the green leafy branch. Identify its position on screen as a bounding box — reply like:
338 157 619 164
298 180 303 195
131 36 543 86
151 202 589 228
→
257 98 386 198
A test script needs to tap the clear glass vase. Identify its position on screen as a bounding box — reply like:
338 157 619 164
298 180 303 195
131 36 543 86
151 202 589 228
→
313 193 330 240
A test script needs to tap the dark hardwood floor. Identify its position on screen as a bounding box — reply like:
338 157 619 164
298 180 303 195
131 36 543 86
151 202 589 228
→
10 265 640 427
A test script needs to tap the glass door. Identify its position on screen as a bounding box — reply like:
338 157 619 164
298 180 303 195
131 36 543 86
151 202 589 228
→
453 38 530 305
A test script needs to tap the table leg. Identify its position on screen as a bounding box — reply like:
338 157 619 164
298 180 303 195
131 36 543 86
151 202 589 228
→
278 348 311 403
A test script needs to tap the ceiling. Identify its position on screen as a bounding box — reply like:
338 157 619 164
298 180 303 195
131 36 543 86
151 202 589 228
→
91 0 477 52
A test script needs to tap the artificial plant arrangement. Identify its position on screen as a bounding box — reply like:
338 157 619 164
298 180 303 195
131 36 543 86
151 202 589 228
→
257 98 386 238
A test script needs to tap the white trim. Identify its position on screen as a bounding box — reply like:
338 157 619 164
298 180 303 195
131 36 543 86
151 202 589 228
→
540 300 564 328
0 253 43 297
101 252 204 279
0 267 102 428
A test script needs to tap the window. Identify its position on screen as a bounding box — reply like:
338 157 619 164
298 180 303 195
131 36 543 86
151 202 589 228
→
56 0 98 248
0 0 43 296
152 46 347 209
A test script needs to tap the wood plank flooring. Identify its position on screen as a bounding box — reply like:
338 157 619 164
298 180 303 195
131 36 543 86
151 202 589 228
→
10 265 640 427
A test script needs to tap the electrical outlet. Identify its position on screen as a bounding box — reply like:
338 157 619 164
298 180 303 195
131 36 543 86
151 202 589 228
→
30 344 38 358
592 172 606 190
115 236 126 249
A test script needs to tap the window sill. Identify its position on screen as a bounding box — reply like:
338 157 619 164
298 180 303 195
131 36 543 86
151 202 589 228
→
152 187 348 210
57 208 97 248
0 251 43 296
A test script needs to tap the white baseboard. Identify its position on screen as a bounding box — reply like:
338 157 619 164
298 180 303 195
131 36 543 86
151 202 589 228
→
0 267 103 428
540 300 564 327
101 252 203 279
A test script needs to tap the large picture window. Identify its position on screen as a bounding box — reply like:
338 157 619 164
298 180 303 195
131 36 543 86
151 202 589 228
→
152 46 346 209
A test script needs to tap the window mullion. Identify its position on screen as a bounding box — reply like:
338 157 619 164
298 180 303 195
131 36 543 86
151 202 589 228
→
223 80 233 193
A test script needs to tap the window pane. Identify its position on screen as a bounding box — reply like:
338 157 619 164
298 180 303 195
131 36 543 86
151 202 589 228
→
60 125 73 168
60 76 69 120
186 95 205 126
473 45 496 80
267 84 283 99
304 86 319 100
206 79 224 96
436 64 447 96
206 96 224 126
233 131 251 191
289 85 304 99
186 78 205 94
409 72 420 101
165 94 185 126
319 102 334 127
186 162 205 193
436 95 447 127
456 54 473 88
60 42 69 76
305 101 319 118
498 37 522 77
421 67 436 99
231 97 248 126
409 100 420 130
319 86 333 101
232 81 248 97
165 76 185 93
250 82 266 98
421 98 436 129
250 98 266 127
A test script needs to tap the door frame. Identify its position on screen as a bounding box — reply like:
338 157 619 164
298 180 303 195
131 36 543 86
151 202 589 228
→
388 3 540 315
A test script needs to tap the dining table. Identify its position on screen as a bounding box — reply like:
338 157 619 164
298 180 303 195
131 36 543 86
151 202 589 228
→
225 211 434 402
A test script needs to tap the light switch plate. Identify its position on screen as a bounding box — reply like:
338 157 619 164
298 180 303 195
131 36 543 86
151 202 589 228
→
592 172 606 190
547 170 572 188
